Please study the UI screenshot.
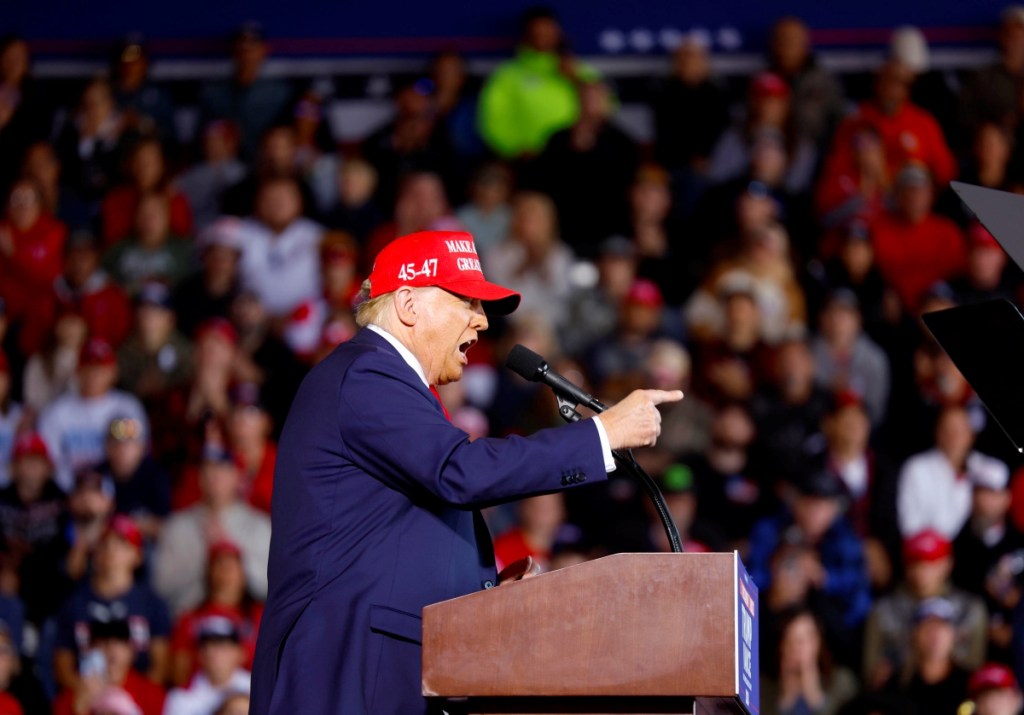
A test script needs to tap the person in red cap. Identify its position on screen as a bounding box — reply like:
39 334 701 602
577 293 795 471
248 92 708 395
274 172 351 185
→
707 71 819 195
949 221 1017 306
251 229 683 715
587 277 668 388
53 515 171 693
169 539 262 686
179 317 239 450
37 336 149 491
967 663 1023 715
863 529 988 690
0 431 70 625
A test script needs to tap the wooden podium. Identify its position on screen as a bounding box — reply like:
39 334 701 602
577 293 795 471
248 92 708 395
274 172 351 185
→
422 552 760 715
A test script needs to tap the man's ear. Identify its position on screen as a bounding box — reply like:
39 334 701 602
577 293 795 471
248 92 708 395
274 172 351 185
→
393 286 418 327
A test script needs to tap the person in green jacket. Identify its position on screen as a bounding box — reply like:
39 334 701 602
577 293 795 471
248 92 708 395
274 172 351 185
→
477 7 601 159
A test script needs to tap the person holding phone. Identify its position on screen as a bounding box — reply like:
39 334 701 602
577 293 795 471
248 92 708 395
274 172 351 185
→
53 617 165 715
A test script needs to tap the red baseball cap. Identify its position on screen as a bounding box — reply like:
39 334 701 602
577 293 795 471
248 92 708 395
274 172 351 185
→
831 389 866 413
750 72 790 100
12 432 50 463
195 317 238 346
208 539 243 560
967 222 1001 250
625 278 664 308
79 337 117 367
903 529 951 563
368 231 520 315
969 663 1019 696
103 514 143 549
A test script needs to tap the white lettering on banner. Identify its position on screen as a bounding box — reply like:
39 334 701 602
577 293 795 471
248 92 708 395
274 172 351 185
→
739 581 755 616
397 259 438 281
741 607 753 678
456 257 482 272
444 239 478 255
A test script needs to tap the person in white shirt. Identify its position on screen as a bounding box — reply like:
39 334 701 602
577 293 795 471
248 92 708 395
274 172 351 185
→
163 615 251 715
37 338 149 492
898 405 1009 540
236 177 322 318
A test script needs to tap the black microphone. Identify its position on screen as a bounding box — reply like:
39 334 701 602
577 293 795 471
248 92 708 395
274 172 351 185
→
505 344 607 414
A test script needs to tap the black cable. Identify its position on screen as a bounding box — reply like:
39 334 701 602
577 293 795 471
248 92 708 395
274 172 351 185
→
613 449 684 554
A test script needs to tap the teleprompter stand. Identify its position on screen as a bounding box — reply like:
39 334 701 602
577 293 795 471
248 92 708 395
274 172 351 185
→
924 182 1024 452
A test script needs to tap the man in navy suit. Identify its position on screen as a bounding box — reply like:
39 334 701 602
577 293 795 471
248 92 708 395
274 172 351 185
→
251 230 682 714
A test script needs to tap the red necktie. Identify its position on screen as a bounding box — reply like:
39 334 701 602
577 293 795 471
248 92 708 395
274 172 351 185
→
429 385 451 422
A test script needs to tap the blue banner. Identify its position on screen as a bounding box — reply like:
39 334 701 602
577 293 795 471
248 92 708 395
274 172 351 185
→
2 0 1011 58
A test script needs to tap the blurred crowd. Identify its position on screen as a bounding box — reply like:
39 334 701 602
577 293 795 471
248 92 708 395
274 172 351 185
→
5 4 1024 714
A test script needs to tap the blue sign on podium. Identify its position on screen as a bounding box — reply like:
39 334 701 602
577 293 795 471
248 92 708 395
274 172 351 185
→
736 555 760 715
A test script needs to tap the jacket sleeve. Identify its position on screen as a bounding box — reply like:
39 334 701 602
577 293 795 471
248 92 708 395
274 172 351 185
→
337 353 607 509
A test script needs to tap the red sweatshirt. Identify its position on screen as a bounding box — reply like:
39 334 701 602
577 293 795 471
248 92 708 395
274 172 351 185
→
828 101 957 188
870 211 966 310
0 214 67 319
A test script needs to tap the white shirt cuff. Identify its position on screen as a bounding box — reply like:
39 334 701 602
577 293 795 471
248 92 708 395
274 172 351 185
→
593 417 617 473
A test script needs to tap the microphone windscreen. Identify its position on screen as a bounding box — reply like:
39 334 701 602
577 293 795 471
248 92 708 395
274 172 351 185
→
505 344 546 381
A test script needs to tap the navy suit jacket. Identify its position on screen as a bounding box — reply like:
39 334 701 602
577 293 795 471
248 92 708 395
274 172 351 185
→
251 328 607 714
